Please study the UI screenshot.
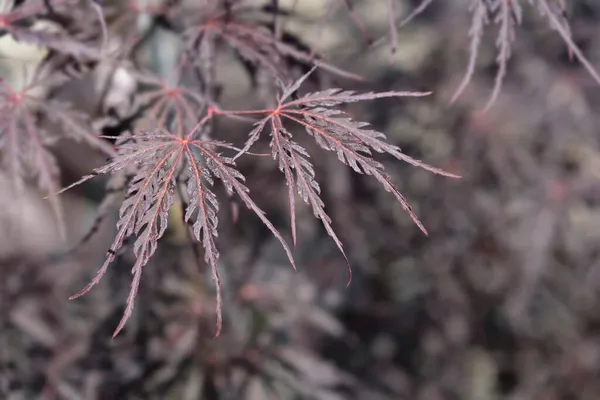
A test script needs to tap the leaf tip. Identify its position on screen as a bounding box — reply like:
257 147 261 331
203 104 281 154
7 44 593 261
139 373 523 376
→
68 286 90 300
213 327 222 339
213 306 223 338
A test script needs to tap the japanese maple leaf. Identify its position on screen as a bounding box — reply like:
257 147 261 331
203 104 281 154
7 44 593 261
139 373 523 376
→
58 112 295 338
225 68 460 279
0 71 114 239
132 70 207 137
182 1 361 82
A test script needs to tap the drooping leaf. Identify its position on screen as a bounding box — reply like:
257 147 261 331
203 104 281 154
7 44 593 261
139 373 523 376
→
61 124 295 337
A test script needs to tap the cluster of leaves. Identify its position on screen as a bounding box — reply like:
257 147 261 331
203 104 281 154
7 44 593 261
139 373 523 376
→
1 0 599 340
449 0 600 110
68 0 457 337
57 71 458 338
350 0 600 109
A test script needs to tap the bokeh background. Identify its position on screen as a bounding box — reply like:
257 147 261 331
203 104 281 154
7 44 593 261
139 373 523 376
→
3 0 600 399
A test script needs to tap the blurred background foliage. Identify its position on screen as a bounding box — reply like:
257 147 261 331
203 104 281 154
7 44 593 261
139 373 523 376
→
2 0 600 399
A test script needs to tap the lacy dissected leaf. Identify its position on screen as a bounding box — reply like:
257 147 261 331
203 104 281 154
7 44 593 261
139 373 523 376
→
182 3 361 82
230 69 459 279
62 125 295 338
0 75 114 238
131 70 207 136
